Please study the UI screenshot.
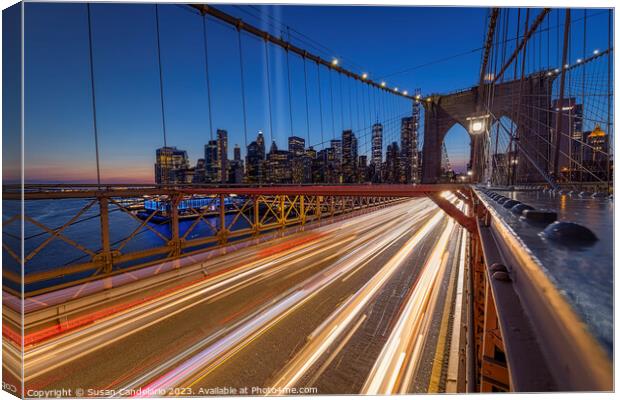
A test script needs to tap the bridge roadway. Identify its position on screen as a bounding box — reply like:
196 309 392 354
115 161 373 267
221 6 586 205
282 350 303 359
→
23 197 466 396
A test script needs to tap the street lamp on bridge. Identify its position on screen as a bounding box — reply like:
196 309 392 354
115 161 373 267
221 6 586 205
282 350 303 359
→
466 114 489 135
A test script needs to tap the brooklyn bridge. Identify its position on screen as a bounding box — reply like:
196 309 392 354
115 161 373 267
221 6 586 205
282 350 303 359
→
2 3 614 396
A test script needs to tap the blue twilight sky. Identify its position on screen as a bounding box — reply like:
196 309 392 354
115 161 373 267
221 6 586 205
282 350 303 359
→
5 3 612 182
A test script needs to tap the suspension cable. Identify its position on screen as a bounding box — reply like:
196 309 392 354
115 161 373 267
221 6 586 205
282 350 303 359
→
286 45 294 137
348 75 353 129
580 9 587 182
355 78 361 132
303 54 310 145
155 5 168 148
86 3 101 186
552 9 571 178
606 9 611 191
338 73 344 131
329 69 335 139
316 61 324 148
202 14 214 140
512 9 530 184
237 27 248 149
264 39 274 144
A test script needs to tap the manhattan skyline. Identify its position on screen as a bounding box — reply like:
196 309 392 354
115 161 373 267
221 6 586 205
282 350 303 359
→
7 4 610 182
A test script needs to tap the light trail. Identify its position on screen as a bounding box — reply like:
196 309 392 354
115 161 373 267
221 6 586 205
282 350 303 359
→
24 202 430 381
23 197 472 395
268 210 446 390
116 205 432 389
361 200 466 394
131 203 436 394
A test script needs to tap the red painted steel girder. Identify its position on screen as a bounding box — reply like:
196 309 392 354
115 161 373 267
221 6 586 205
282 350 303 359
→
426 192 477 234
181 184 467 197
6 184 469 200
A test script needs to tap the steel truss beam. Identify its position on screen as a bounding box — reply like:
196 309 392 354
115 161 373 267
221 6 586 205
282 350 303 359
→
479 8 500 87
492 8 551 84
3 189 409 294
3 184 466 201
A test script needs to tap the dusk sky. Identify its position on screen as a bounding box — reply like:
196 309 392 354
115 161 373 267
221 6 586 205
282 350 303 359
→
4 3 612 182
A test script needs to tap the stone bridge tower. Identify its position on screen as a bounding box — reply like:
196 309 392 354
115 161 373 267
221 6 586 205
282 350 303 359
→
421 73 554 184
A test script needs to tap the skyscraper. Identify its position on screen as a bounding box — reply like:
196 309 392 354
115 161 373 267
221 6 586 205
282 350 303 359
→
228 144 244 184
371 123 383 182
342 130 358 183
551 98 583 180
330 139 342 162
306 147 317 159
313 146 339 183
155 146 190 184
386 142 400 183
266 141 291 183
358 155 368 183
288 136 305 157
411 91 421 183
204 140 218 182
303 148 315 183
400 116 415 183
312 149 328 183
217 129 228 183
330 139 342 182
256 131 265 157
371 123 383 166
288 136 307 184
193 158 206 183
246 131 266 183
583 124 610 181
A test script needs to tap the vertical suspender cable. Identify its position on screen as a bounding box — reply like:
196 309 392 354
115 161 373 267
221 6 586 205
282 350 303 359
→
202 15 214 141
374 85 379 123
303 55 311 145
370 84 375 122
154 4 169 185
237 27 248 150
606 9 611 191
316 62 324 148
557 10 560 66
381 89 386 128
580 9 586 182
367 83 373 127
489 11 501 183
508 9 522 184
552 9 571 179
155 5 168 148
362 82 368 134
329 70 335 139
513 9 521 81
348 76 353 129
393 94 398 144
286 46 294 137
547 12 550 69
86 3 101 186
264 40 274 144
339 73 344 131
356 79 361 132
